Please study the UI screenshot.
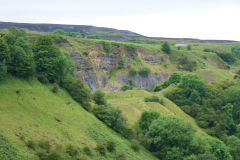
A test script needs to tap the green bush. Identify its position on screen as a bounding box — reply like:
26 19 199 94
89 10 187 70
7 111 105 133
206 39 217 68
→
61 76 92 106
138 67 151 77
118 56 124 69
38 140 51 152
167 71 183 85
106 140 116 152
87 35 100 39
216 52 235 64
103 41 112 53
116 152 126 160
120 85 133 91
95 144 106 155
144 96 163 104
128 79 135 86
52 83 59 93
129 67 137 77
162 42 171 54
187 45 192 50
83 146 92 156
65 144 79 157
93 89 106 105
138 110 160 134
92 105 127 136
26 140 37 150
130 139 140 152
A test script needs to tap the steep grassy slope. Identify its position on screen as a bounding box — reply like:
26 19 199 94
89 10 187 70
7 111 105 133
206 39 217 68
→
107 90 205 133
0 76 157 160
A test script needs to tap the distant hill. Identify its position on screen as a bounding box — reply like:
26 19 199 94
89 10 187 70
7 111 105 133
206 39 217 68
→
0 21 143 41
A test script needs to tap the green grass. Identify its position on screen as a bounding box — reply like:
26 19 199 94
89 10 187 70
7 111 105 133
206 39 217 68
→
0 76 157 160
107 90 205 133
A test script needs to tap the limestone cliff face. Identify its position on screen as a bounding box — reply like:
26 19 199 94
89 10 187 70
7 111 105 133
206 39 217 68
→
70 49 170 91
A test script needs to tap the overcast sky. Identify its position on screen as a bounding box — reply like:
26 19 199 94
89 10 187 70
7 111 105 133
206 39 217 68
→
1 0 240 40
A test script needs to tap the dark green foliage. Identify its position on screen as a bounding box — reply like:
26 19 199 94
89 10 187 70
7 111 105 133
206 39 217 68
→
52 29 65 35
95 144 106 155
152 80 169 92
217 52 235 64
197 154 217 160
106 140 115 152
33 35 70 83
116 153 126 160
144 96 163 104
93 89 106 105
162 42 171 54
221 104 236 132
167 71 183 85
204 48 215 53
0 37 9 80
83 146 92 156
8 45 35 78
92 105 127 136
165 147 184 160
65 144 79 157
130 139 140 152
138 110 160 134
128 79 135 86
206 137 232 160
0 134 25 160
38 140 51 152
236 124 240 138
87 35 100 39
52 83 59 93
138 67 151 77
226 136 240 160
120 85 133 91
26 140 37 150
61 76 92 106
103 41 112 53
129 67 137 77
187 45 192 50
178 56 197 71
147 116 195 159
52 29 83 38
231 46 240 58
118 56 124 69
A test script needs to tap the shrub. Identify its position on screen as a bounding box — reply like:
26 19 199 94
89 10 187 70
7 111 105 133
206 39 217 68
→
93 89 106 105
87 35 100 39
144 96 163 104
52 83 59 93
128 79 135 86
26 139 37 150
138 67 151 77
116 152 126 160
83 146 92 156
92 105 127 135
118 56 124 69
103 41 112 53
38 140 51 152
95 144 106 155
197 154 217 160
106 140 116 152
65 144 79 157
138 110 160 134
120 85 133 91
167 71 183 85
129 67 137 77
178 56 197 71
162 42 171 54
231 46 240 58
61 76 92 106
130 139 140 152
187 45 192 50
216 52 235 64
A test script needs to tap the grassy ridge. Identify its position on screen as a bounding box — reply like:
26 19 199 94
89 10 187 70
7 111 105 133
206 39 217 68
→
0 76 157 160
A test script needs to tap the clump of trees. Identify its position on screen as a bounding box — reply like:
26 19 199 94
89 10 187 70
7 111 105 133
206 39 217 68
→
138 67 151 77
161 42 171 54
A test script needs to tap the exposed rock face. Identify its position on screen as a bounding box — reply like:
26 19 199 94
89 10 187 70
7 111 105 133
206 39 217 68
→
71 50 170 90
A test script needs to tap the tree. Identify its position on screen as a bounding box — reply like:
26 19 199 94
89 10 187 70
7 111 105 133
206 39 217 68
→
167 71 183 85
162 42 171 54
62 77 92 106
93 89 106 105
129 67 137 77
138 110 160 134
93 105 127 135
147 116 195 159
8 45 35 78
118 56 124 69
221 104 236 133
138 67 151 77
187 45 192 50
226 136 240 160
33 35 70 83
0 38 9 80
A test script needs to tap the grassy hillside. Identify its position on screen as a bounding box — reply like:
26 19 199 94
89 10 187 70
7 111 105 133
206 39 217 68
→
0 76 157 160
107 90 205 133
